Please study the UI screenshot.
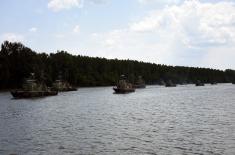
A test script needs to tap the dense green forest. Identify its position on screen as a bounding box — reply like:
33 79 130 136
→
0 41 235 89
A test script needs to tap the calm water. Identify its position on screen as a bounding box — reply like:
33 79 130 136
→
0 84 235 155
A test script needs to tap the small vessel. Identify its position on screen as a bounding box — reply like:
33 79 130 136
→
165 80 176 87
159 80 166 86
195 80 205 86
210 81 217 85
52 75 77 92
11 73 58 98
52 80 77 92
133 76 146 88
113 75 135 93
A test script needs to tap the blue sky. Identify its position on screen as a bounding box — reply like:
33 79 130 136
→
1 0 235 70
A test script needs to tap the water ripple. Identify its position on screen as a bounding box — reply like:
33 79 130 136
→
0 84 235 155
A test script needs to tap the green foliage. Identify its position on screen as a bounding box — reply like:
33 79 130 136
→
0 41 234 89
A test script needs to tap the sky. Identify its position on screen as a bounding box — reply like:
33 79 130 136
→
0 0 235 70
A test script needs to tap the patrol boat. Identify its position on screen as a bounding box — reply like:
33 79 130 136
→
134 76 146 88
11 73 58 98
113 75 135 93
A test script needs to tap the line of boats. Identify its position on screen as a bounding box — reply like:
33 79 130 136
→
11 73 77 99
112 76 221 94
11 74 146 98
10 73 233 98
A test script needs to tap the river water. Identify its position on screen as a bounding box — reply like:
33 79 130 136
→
0 84 235 155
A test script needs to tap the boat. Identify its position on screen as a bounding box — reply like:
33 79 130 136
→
133 76 146 88
165 80 176 87
195 80 205 86
159 80 166 86
11 90 58 98
113 75 135 93
210 81 217 85
52 75 77 92
11 73 58 98
52 80 77 91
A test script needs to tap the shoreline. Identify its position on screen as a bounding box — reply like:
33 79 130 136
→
0 82 233 92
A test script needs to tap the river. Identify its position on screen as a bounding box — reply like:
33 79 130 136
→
0 84 235 155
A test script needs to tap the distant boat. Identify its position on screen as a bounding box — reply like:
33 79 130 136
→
159 80 166 86
11 73 58 98
113 75 135 93
52 79 77 92
210 81 217 85
195 80 205 86
133 76 146 88
165 80 176 87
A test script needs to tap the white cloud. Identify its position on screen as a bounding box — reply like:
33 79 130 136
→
86 0 235 69
202 46 235 70
73 25 80 33
138 0 183 5
1 33 25 42
88 28 176 64
29 27 37 32
131 0 235 46
48 0 83 12
88 0 107 5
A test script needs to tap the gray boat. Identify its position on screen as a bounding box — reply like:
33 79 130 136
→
195 80 205 86
165 80 176 87
134 76 146 88
52 79 77 91
11 73 58 98
113 75 135 93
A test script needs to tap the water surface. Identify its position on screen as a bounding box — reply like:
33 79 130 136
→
0 84 235 155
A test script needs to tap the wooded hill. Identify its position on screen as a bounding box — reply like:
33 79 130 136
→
0 41 235 89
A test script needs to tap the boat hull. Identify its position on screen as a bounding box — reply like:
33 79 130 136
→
165 84 176 87
195 83 205 86
113 87 135 94
210 83 217 85
165 80 176 87
11 90 58 99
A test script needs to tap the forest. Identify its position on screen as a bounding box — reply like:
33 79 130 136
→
0 41 235 89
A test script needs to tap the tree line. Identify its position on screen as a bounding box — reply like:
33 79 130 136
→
0 41 235 89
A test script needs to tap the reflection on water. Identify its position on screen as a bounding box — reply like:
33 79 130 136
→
0 84 235 155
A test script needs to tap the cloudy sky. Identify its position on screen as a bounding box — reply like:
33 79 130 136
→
1 0 235 70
